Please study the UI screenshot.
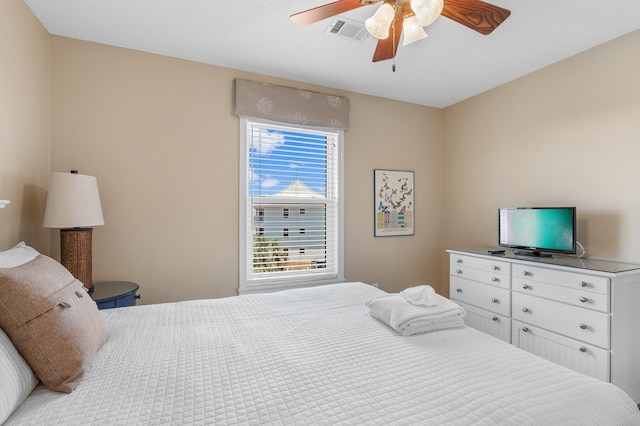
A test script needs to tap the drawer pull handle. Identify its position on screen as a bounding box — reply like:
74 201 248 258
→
492 265 500 271
522 307 530 313
580 281 588 288
456 288 462 293
492 316 499 321
456 259 463 264
522 271 532 276
579 324 588 330
579 347 587 353
522 284 531 290
456 269 463 274
491 298 499 303
522 327 529 333
579 297 588 303
491 277 500 282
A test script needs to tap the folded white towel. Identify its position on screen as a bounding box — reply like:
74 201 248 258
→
397 317 465 336
365 292 465 336
400 285 437 306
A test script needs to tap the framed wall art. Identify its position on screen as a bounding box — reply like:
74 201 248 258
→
374 169 414 237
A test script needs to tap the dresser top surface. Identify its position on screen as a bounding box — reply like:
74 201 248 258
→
448 248 640 274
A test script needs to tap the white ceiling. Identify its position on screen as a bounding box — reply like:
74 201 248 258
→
24 0 640 108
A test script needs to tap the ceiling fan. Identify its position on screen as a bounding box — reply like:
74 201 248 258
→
291 0 511 62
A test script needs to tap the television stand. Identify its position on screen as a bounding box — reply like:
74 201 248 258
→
514 250 552 257
448 248 640 403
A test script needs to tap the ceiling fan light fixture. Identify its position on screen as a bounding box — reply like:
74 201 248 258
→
364 1 396 39
402 14 428 46
411 0 444 27
292 0 511 63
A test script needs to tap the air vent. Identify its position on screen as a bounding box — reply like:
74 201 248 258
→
324 17 368 43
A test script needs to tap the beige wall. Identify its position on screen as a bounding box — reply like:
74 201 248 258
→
7 2 638 304
442 30 640 295
345 94 444 293
0 0 50 252
50 36 443 304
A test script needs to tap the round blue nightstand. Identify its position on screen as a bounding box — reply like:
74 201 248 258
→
91 281 140 310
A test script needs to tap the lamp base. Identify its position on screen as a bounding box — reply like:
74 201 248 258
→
60 228 93 291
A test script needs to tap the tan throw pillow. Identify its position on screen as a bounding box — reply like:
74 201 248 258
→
0 255 108 393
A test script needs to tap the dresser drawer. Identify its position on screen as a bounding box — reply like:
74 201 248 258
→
456 301 511 343
450 254 510 275
512 264 609 295
450 265 510 290
512 292 610 349
450 276 510 316
513 277 609 313
512 320 610 382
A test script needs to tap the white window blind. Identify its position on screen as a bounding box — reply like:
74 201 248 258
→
239 118 343 294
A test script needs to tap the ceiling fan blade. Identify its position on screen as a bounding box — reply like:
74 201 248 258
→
291 0 373 26
372 18 403 62
441 0 510 35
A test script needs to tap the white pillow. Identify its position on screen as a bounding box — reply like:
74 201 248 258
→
0 328 39 424
0 242 41 421
0 242 39 268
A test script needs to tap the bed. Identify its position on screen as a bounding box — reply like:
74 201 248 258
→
1 247 640 425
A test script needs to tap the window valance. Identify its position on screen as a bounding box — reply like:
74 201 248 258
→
234 79 349 130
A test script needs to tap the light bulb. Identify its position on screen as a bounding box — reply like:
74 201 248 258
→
411 0 444 27
365 2 396 39
402 15 428 46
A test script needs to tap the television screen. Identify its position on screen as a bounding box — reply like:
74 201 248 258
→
498 207 576 256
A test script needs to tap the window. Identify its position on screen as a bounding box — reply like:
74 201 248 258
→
239 117 344 294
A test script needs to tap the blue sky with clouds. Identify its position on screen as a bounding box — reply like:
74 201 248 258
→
249 128 328 197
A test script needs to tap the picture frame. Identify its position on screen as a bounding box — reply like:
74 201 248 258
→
374 169 414 237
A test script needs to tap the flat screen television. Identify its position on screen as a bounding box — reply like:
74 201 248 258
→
498 207 576 257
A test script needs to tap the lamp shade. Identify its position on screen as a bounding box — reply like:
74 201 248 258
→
402 15 428 46
43 172 105 229
365 1 396 39
411 0 444 27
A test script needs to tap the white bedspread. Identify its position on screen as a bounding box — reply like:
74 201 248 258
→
6 282 640 425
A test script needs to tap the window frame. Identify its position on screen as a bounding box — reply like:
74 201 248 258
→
239 116 344 294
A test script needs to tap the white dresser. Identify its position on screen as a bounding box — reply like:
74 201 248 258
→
448 248 640 403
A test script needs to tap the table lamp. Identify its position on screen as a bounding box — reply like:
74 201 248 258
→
43 170 104 291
